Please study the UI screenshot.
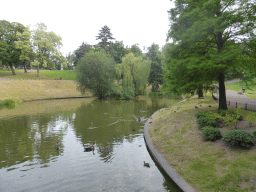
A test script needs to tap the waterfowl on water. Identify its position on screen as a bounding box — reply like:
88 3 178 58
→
84 143 95 151
143 161 150 167
55 142 60 150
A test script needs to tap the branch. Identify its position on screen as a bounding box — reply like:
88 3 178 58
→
221 0 236 13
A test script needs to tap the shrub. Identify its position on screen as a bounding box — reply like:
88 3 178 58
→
0 100 4 106
195 112 207 119
201 126 222 141
3 99 16 107
253 130 256 136
222 130 254 147
217 109 235 117
197 117 220 129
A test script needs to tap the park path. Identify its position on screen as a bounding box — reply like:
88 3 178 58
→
214 78 256 110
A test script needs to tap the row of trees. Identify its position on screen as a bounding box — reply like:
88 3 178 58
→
163 0 256 109
0 20 67 76
76 25 165 99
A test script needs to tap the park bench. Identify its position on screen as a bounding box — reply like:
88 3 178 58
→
238 88 245 95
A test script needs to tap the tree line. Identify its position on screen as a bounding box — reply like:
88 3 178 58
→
0 20 67 76
74 25 165 99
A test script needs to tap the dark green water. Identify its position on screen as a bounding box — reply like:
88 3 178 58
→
0 97 182 192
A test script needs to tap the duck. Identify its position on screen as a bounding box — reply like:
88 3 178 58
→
131 128 136 131
137 117 141 122
143 161 150 167
55 142 60 150
84 143 95 152
195 106 198 108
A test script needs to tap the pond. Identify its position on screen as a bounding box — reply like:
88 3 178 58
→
0 97 182 192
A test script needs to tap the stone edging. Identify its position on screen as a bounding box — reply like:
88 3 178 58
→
144 100 197 192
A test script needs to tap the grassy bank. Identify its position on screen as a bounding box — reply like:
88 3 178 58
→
1 70 76 80
225 79 256 99
148 93 256 191
0 80 91 101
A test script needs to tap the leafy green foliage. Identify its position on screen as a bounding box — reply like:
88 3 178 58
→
165 0 256 109
146 43 164 92
217 110 235 117
197 117 219 129
253 130 256 136
76 50 116 99
222 130 254 148
0 20 26 74
96 25 115 53
3 99 16 107
201 126 222 141
73 42 92 66
195 112 207 119
116 53 151 97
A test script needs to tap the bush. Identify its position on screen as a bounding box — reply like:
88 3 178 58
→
201 126 222 141
222 130 254 147
197 117 220 129
253 130 256 136
195 112 207 119
3 99 16 107
217 109 235 117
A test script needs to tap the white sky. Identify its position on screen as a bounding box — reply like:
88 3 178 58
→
1 0 174 56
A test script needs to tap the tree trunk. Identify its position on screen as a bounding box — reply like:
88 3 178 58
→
197 84 203 97
23 62 27 73
37 65 40 77
218 72 228 110
9 63 16 75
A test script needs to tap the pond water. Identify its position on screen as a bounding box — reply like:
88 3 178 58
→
0 97 182 192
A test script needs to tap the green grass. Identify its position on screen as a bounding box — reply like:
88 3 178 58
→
225 79 256 99
148 93 256 191
2 70 77 80
0 69 24 74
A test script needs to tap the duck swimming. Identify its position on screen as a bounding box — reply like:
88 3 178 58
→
55 142 60 150
143 161 150 168
84 143 95 152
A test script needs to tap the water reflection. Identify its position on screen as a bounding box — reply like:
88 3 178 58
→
0 97 182 192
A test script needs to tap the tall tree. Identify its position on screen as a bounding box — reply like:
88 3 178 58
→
166 0 256 109
96 25 115 53
0 20 25 75
73 42 92 66
31 23 63 76
76 50 116 99
15 26 35 72
128 44 143 57
112 41 129 63
116 53 151 96
146 43 164 92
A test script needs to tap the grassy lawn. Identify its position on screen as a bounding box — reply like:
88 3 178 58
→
1 70 76 80
0 69 25 74
148 93 256 191
226 79 256 99
0 80 91 101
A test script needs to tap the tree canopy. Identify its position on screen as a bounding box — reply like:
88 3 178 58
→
76 50 116 99
165 0 256 109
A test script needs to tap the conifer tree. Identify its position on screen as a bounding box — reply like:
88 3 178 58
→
96 25 115 53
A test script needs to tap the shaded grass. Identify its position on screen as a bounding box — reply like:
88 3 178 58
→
225 79 256 99
2 70 76 80
148 93 256 191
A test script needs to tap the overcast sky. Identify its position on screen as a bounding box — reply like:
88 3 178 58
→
1 0 174 56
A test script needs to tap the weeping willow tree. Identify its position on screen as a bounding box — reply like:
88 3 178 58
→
116 53 151 97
